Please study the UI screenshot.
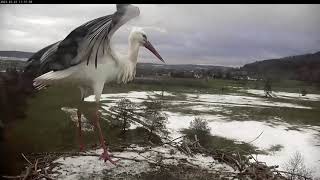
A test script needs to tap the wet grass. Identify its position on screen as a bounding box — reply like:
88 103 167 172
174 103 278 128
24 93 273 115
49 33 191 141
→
223 104 320 126
111 78 242 94
1 78 320 176
180 129 262 156
152 84 320 128
130 77 320 95
267 144 284 153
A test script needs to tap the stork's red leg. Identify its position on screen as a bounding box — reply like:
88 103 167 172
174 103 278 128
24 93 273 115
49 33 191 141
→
77 108 85 151
92 104 117 165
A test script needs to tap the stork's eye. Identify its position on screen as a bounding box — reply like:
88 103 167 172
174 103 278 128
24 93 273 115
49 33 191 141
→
142 34 147 40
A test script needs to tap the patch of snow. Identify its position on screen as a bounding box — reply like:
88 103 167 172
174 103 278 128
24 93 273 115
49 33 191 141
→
226 86 242 89
152 91 175 97
76 90 319 177
50 145 234 179
86 90 311 109
184 93 311 109
84 91 169 103
184 104 232 114
165 111 225 139
164 111 320 177
84 91 147 103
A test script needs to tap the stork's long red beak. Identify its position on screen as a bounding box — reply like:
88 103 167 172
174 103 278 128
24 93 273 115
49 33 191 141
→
143 40 165 63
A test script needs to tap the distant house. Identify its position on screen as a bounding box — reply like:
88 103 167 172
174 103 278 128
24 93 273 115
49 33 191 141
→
194 72 203 79
247 76 257 81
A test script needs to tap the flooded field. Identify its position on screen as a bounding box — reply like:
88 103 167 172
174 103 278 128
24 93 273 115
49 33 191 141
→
81 90 320 177
1 80 320 179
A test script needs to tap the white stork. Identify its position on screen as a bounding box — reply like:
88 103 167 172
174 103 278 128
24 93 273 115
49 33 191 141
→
24 4 164 164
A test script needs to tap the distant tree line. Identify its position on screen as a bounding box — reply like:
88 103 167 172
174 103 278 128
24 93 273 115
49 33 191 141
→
241 51 320 84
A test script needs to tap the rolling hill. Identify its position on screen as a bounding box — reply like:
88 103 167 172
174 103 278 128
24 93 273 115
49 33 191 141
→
0 49 319 83
0 51 34 60
241 51 320 82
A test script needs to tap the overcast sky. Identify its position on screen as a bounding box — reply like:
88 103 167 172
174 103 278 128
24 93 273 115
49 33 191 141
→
0 4 319 66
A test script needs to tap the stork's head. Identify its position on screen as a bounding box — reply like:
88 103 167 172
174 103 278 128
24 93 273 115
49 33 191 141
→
129 27 165 63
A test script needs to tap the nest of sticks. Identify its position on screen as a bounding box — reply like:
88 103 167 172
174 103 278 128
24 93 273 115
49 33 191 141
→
1 135 313 180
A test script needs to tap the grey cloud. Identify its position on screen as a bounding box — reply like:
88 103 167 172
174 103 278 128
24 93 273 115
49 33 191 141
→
0 4 319 66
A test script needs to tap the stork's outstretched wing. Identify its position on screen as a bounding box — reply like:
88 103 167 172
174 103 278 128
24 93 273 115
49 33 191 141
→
26 4 140 76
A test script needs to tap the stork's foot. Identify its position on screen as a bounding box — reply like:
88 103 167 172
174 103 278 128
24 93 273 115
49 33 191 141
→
99 149 118 165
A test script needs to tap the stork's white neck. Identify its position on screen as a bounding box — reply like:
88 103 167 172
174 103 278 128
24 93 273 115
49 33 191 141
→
128 39 141 64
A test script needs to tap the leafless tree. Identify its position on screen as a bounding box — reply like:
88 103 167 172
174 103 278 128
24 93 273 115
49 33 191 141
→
142 98 168 140
284 151 313 180
109 98 137 134
264 79 273 98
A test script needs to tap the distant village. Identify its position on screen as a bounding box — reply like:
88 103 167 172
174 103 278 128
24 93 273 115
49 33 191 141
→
0 58 259 81
134 63 258 81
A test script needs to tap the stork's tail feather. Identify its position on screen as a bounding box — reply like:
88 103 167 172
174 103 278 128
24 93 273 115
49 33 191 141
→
33 69 75 90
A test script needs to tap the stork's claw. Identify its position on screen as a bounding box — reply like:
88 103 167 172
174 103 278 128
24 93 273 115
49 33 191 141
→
99 150 118 165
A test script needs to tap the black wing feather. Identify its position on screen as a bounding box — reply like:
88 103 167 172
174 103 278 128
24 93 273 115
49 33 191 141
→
28 4 140 75
24 41 60 76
